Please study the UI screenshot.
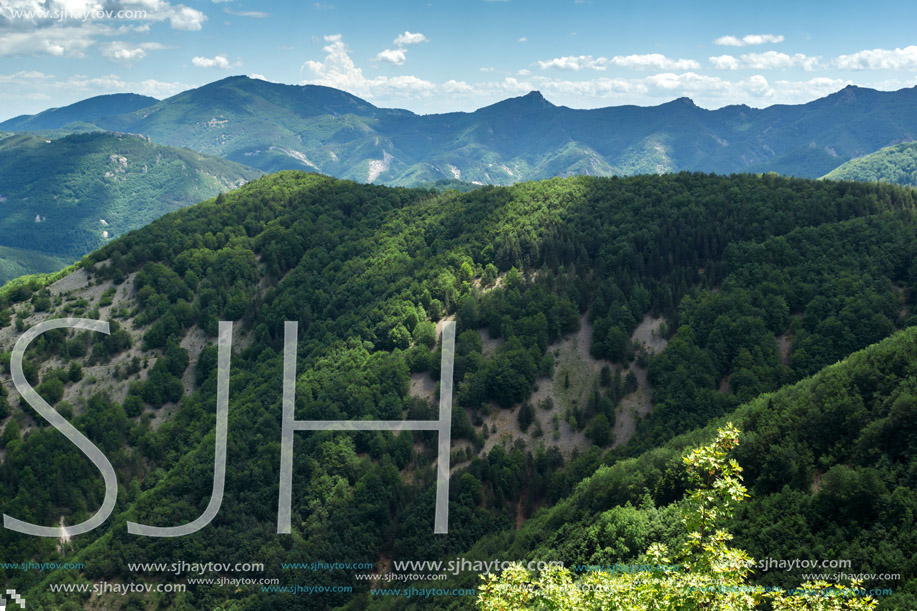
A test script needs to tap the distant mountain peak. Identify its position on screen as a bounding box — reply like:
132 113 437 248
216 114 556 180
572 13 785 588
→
476 90 555 115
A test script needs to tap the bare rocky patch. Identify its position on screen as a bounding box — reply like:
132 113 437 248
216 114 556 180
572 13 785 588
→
631 314 668 355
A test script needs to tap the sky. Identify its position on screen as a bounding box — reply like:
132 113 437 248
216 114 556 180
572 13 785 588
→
2 0 917 119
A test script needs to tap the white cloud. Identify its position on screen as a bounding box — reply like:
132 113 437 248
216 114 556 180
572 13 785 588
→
442 79 474 93
192 54 239 68
446 72 852 112
134 78 187 98
375 48 406 65
0 0 205 31
715 34 785 47
743 51 819 70
0 0 206 58
0 70 53 84
301 34 436 100
609 54 701 70
223 7 270 18
393 31 428 46
100 41 167 65
371 31 428 67
710 51 820 71
537 53 700 71
0 71 188 119
835 46 917 70
166 4 208 30
518 36 527 42
770 77 850 99
536 55 603 70
709 55 740 70
289 33 903 114
0 27 99 57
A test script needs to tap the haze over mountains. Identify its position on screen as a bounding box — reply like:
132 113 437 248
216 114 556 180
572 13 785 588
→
4 76 917 186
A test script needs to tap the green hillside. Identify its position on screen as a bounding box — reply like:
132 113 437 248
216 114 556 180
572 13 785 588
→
463 326 917 610
0 131 262 283
0 172 915 609
823 141 917 185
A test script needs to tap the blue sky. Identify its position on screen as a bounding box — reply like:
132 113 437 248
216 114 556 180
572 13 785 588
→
2 0 917 119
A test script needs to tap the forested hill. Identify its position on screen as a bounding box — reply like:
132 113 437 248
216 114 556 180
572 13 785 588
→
5 76 917 184
823 141 917 186
0 131 262 283
0 171 916 609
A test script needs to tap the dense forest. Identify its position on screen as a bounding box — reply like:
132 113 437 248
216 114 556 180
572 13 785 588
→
0 171 914 609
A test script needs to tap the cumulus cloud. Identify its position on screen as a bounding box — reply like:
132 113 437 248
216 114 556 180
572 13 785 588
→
523 72 849 109
165 4 208 30
372 30 428 66
710 51 820 71
537 53 700 71
715 34 785 47
302 34 436 99
442 79 474 93
709 55 741 70
0 71 186 119
743 51 819 70
0 0 206 58
393 31 428 46
0 26 100 57
192 54 239 68
835 46 917 70
100 41 167 65
292 33 899 114
375 48 407 65
610 54 701 70
537 55 599 70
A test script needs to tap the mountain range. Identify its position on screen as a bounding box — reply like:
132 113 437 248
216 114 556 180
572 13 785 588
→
4 76 917 185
